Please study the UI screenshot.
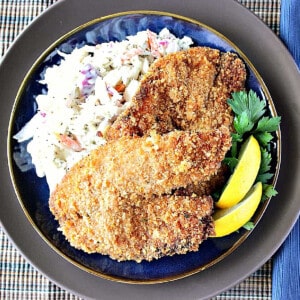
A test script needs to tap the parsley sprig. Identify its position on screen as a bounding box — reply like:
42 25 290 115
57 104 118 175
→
225 90 281 208
228 90 281 145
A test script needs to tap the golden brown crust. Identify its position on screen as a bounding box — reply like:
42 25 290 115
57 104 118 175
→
50 46 246 262
49 130 228 261
175 163 229 197
50 192 214 262
105 47 246 140
50 129 230 199
104 46 246 205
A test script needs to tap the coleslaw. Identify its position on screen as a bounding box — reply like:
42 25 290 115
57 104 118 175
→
13 28 193 192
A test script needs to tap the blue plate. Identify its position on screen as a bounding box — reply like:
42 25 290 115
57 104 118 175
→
8 12 280 283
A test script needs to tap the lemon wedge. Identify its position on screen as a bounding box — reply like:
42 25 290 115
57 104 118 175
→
216 135 261 209
213 182 262 237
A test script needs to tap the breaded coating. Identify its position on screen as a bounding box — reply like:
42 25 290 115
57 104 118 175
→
175 164 229 197
50 192 214 262
50 46 246 262
105 47 246 140
200 52 247 131
51 128 231 200
49 129 229 261
105 46 246 200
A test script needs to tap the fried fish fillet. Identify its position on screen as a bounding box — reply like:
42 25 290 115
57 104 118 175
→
49 129 230 261
105 47 246 140
50 192 214 262
51 129 230 200
175 163 229 197
105 46 245 197
50 46 245 262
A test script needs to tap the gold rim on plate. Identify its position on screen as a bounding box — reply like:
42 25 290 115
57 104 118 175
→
7 10 281 284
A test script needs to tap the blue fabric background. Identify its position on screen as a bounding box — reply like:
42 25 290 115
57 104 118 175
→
272 1 300 299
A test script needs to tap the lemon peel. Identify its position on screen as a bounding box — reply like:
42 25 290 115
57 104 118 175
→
216 135 261 209
213 182 262 237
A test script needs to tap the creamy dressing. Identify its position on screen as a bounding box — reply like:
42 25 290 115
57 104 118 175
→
13 28 193 192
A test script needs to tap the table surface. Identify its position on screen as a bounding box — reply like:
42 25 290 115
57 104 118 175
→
0 0 281 299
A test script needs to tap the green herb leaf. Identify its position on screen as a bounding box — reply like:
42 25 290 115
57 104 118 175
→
255 116 281 133
256 172 274 183
223 157 239 172
227 91 249 115
259 148 272 174
254 132 273 147
247 90 267 123
257 148 274 183
262 184 278 202
233 112 254 135
231 133 243 143
243 221 255 230
228 90 266 125
230 140 238 158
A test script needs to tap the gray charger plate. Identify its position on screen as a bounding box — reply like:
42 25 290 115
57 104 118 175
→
0 0 299 299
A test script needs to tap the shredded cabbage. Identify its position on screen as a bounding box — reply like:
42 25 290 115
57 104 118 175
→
13 28 193 192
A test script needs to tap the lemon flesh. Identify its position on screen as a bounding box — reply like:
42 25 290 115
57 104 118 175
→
213 182 262 237
216 135 261 209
